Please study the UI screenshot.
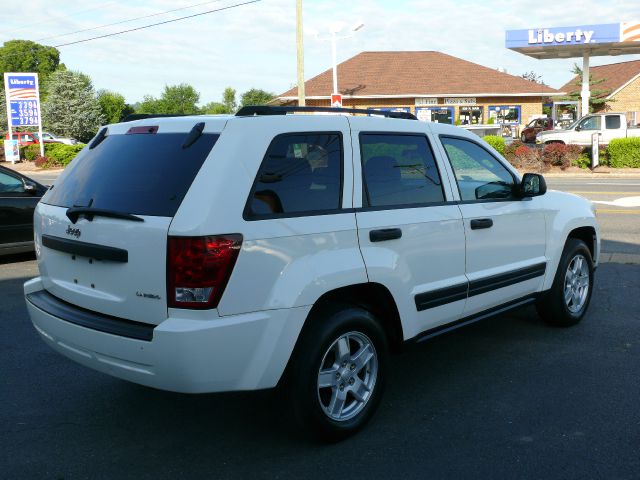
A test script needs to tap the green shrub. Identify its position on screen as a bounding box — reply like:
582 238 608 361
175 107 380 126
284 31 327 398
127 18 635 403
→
487 117 495 125
20 144 40 161
607 137 640 168
483 135 505 155
43 143 84 167
573 154 591 169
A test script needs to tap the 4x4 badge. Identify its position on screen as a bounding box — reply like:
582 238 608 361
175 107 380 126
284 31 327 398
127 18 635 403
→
66 225 81 238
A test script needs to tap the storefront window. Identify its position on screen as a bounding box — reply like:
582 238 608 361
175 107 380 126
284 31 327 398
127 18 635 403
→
488 105 521 125
415 107 454 124
459 106 483 125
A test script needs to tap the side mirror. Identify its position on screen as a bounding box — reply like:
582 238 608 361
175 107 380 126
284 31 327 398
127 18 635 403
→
519 173 546 197
23 180 37 195
575 126 581 132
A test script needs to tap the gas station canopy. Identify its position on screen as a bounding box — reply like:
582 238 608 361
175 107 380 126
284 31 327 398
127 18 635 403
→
506 22 640 59
506 22 640 117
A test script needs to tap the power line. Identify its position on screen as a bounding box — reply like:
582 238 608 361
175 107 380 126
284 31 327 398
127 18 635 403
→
0 2 119 37
37 0 226 42
53 0 262 48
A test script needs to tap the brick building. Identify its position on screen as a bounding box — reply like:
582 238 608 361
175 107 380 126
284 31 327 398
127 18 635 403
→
559 59 640 124
274 51 563 130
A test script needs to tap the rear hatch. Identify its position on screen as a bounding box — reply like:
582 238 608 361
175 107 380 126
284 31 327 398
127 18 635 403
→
35 120 221 325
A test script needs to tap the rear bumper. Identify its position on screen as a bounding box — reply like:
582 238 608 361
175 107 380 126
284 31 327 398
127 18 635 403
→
24 277 309 393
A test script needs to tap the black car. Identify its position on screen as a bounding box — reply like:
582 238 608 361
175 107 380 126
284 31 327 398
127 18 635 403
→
0 165 47 255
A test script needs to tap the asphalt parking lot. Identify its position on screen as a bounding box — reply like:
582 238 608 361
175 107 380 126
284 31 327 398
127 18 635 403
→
2 253 639 480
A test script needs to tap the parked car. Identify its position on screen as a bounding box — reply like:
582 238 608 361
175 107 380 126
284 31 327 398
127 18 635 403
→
537 113 640 145
24 106 599 441
521 117 554 143
5 132 39 146
0 165 47 255
35 132 78 145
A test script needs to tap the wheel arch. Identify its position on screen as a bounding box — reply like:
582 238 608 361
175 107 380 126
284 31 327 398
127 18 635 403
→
279 282 404 388
543 222 599 291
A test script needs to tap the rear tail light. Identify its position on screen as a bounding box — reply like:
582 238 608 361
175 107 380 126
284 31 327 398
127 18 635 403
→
167 235 242 309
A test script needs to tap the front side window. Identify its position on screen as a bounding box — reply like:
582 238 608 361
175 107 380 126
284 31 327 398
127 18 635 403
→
360 134 444 207
0 171 25 194
440 137 514 201
579 116 601 131
247 133 342 217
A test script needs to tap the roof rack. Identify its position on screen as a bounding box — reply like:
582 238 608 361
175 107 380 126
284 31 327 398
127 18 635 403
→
235 105 417 120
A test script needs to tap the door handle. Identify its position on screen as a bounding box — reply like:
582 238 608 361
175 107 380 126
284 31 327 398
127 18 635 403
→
369 228 402 242
470 218 493 230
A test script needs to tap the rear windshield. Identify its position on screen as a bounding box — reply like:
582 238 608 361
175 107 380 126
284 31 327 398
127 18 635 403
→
43 132 219 217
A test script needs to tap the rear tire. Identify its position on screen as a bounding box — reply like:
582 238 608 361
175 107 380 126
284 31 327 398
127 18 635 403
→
537 238 594 327
287 304 388 442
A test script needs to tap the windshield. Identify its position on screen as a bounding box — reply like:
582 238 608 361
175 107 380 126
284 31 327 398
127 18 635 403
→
43 131 219 217
565 118 581 130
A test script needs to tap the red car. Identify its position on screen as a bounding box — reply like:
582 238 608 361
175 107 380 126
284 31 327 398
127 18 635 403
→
4 132 40 146
521 118 554 143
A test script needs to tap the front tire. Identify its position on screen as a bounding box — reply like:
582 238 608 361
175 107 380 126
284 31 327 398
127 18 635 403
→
288 305 388 441
521 133 527 143
537 238 594 327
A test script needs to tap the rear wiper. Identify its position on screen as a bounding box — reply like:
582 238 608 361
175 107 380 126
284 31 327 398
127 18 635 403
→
66 207 144 224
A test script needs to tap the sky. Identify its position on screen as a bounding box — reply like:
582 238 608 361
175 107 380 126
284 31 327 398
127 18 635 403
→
1 0 639 105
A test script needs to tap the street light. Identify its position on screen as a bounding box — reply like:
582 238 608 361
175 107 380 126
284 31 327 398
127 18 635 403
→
317 22 365 96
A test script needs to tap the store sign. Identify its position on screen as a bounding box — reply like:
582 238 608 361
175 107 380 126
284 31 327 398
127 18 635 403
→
506 23 623 48
331 93 342 108
444 97 476 105
415 98 438 106
4 73 42 127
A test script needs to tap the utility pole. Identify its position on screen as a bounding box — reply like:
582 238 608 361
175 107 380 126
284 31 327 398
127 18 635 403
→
296 0 305 106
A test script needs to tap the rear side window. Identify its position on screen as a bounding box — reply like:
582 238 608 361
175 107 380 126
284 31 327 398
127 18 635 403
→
43 131 219 217
246 133 342 218
360 133 444 207
605 115 621 129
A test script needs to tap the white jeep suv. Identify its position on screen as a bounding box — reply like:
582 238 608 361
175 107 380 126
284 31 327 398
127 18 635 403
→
24 106 599 440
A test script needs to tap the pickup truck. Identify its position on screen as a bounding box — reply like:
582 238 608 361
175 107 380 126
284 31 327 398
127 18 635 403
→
537 113 640 146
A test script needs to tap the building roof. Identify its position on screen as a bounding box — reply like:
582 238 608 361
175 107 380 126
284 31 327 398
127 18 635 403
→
559 59 640 99
278 51 562 100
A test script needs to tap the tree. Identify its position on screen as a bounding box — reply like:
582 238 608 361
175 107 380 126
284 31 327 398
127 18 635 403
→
135 83 200 114
137 95 162 114
223 87 237 113
521 71 544 85
201 101 231 114
97 89 133 123
564 63 613 112
240 88 275 107
159 83 200 114
0 40 60 86
41 70 104 143
0 89 6 129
